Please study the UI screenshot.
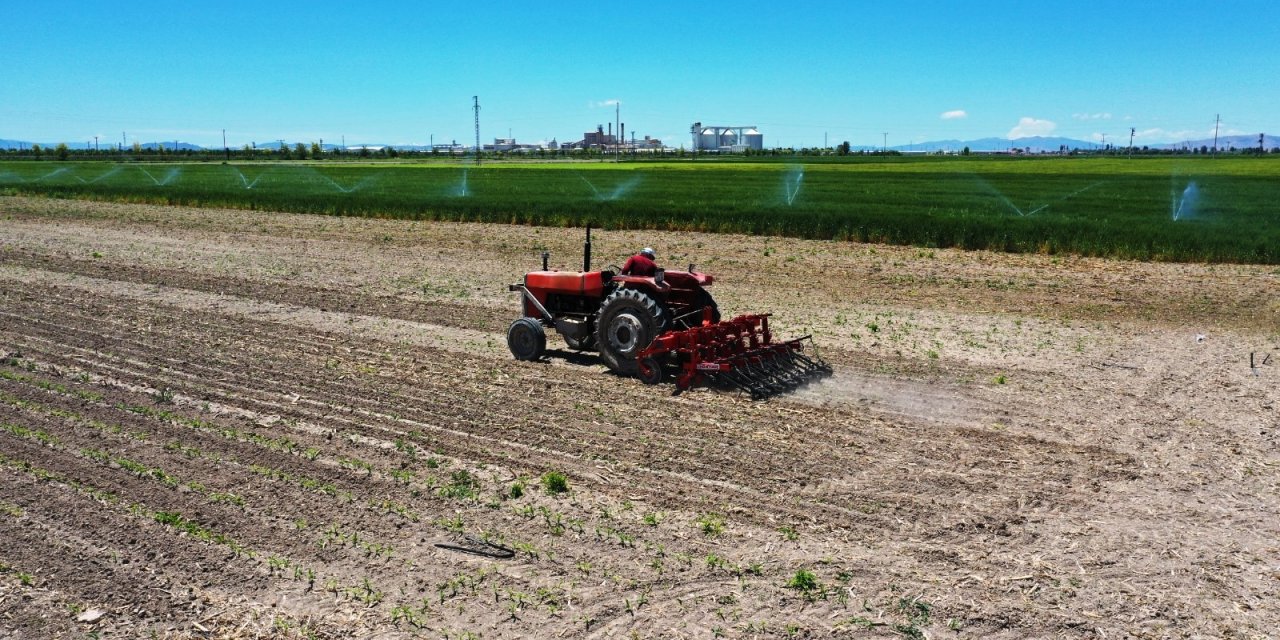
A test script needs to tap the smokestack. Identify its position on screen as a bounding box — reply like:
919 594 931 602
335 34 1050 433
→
608 122 612 137
621 123 625 146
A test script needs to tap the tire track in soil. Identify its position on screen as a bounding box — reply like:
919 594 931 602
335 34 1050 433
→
1 361 820 633
0 251 511 334
5 277 1136 532
0 395 408 567
0 302 1024 547
0 277 1140 552
0 443 276 615
0 371 620 601
0 303 905 530
1 195 1272 637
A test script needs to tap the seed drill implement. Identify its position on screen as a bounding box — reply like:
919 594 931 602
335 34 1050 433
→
506 227 831 398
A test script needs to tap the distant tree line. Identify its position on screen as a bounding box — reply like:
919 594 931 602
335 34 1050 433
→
2 141 1278 162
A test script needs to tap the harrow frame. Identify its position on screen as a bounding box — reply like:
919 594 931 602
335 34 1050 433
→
635 309 832 399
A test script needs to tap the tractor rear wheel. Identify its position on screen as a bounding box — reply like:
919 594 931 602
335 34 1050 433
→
595 289 669 375
506 317 546 361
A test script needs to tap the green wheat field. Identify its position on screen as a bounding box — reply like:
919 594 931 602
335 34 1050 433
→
1 156 1275 263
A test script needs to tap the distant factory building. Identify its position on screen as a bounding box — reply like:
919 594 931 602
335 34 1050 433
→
691 122 763 152
575 123 663 151
582 123 618 149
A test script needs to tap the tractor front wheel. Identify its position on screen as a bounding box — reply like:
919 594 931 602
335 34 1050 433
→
595 289 669 375
507 317 546 361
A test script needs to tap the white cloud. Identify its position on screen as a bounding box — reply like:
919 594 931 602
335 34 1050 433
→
589 99 620 108
1007 117 1056 138
1072 112 1111 121
940 110 967 120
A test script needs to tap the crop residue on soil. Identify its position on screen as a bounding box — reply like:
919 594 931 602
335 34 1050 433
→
0 195 1276 638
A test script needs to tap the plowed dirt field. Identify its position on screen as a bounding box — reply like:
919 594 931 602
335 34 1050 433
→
0 196 1276 639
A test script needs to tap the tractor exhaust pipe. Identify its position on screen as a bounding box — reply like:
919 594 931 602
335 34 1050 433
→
583 225 592 272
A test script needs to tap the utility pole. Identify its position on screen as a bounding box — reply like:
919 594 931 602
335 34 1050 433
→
94 135 98 152
615 101 620 163
222 129 228 160
473 96 481 166
882 132 888 153
1260 133 1266 155
1128 127 1135 159
1212 114 1220 157
1100 133 1106 153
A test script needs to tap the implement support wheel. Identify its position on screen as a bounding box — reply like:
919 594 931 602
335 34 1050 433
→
637 357 663 385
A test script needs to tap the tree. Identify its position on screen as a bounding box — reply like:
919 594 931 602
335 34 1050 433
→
962 146 971 156
310 141 322 157
55 143 69 160
132 141 142 153
295 142 308 159
837 140 851 156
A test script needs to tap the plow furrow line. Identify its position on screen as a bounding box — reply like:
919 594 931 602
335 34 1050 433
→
0 310 822 488
2 335 885 531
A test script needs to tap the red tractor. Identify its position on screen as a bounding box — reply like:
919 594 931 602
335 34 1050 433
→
507 227 830 397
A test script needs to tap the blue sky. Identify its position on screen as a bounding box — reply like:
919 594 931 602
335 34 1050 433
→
2 1 1275 148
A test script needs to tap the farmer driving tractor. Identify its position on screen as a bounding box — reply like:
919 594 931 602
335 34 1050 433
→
621 247 658 277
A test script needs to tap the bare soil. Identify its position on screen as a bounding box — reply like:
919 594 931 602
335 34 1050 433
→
0 195 1276 639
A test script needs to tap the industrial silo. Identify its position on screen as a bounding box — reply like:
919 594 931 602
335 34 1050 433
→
699 128 719 150
743 128 764 150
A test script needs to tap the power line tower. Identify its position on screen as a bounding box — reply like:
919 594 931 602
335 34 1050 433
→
1128 127 1135 159
1212 114 1220 157
473 96 481 166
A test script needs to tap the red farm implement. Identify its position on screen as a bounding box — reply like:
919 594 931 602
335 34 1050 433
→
506 227 831 398
635 310 831 399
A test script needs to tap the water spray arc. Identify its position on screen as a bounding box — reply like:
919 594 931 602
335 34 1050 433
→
33 167 71 182
452 169 470 197
782 165 805 205
575 172 642 201
1171 182 1199 221
309 169 377 193
230 167 268 190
